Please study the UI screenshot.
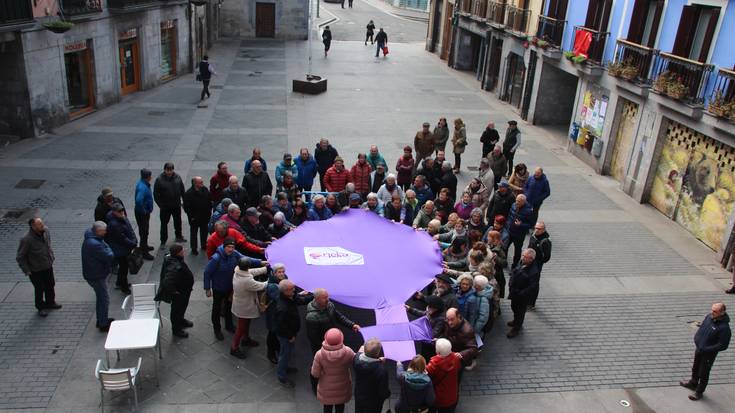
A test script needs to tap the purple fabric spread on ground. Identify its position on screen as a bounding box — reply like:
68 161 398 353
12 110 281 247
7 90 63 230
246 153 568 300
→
368 304 424 362
360 316 433 343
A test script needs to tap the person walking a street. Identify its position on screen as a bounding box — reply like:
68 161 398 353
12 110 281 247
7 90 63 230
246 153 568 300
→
365 20 375 44
524 167 551 225
17 217 61 317
506 194 533 268
210 161 232 205
451 118 467 174
197 55 216 101
82 221 115 332
480 121 501 159
244 148 268 174
275 279 313 387
134 169 155 260
315 138 339 191
94 187 125 223
353 338 391 413
322 26 332 57
156 244 194 338
154 162 186 248
183 176 211 256
230 257 268 359
415 122 436 171
680 302 731 400
311 328 356 413
507 248 539 338
106 204 137 295
502 120 521 174
203 238 244 340
375 28 388 58
526 221 551 310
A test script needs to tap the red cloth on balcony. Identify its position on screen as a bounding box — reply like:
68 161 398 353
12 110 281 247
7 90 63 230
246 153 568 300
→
573 29 592 58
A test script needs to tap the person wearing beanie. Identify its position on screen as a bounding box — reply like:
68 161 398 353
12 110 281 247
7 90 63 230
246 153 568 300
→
275 153 299 187
396 146 415 191
427 338 461 412
230 256 268 359
134 169 155 258
395 355 435 413
203 237 245 340
323 156 351 193
311 328 356 413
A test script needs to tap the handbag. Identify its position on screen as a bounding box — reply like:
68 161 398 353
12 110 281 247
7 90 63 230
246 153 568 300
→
127 248 144 275
383 46 389 55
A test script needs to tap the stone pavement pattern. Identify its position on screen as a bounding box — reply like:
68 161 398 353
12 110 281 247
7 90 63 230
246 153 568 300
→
0 1 734 411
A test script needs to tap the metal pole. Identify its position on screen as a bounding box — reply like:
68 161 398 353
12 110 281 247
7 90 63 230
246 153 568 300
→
317 0 320 18
308 0 313 76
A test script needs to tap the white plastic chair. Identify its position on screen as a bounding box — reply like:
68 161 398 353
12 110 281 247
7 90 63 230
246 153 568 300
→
121 283 160 324
94 357 142 412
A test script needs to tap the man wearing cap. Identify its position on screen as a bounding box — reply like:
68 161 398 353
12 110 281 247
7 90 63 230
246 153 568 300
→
17 217 61 317
94 187 125 223
414 122 436 172
154 162 187 248
480 121 501 159
134 169 155 260
503 120 522 175
486 179 515 223
323 156 351 193
241 207 274 245
242 160 273 208
275 153 299 188
416 273 459 311
183 176 211 256
106 204 137 295
488 145 507 188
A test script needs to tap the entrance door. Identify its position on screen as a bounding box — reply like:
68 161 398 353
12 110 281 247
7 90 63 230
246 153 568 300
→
506 54 525 108
486 38 503 90
65 48 94 117
441 10 452 60
521 51 537 120
609 100 638 183
256 2 276 38
119 41 139 95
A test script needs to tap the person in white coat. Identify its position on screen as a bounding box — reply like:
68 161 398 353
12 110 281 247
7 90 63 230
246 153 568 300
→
230 257 269 359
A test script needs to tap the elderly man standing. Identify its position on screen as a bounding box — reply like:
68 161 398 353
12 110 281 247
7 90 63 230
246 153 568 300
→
106 204 137 295
527 221 551 310
306 289 360 354
488 145 507 187
82 222 115 331
524 167 551 225
275 279 313 387
444 308 479 369
507 248 539 338
315 138 339 191
244 147 268 174
94 187 126 223
353 338 391 413
480 121 501 158
414 122 436 172
183 176 211 256
222 175 248 209
154 162 186 248
506 194 533 268
680 302 731 401
134 169 155 260
17 218 61 317
503 120 522 174
295 148 318 198
243 160 273 208
366 145 387 171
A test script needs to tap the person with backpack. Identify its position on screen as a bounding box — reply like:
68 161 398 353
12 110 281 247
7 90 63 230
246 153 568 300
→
526 221 551 311
365 20 375 45
322 26 332 58
156 244 194 338
197 55 216 101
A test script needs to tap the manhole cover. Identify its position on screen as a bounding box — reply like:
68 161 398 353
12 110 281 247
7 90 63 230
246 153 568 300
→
15 179 45 189
147 111 166 116
210 85 224 89
620 400 630 407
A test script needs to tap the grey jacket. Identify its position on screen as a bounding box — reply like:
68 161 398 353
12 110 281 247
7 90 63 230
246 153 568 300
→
17 228 55 274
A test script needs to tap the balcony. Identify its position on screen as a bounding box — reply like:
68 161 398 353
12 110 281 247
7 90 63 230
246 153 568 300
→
650 52 714 119
471 0 488 19
505 5 529 36
61 0 103 16
706 68 735 123
609 39 658 85
536 14 565 49
486 1 506 27
571 26 609 66
0 0 33 28
460 0 472 14
107 0 159 11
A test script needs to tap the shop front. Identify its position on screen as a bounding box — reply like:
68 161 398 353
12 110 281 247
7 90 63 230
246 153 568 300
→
118 28 140 95
63 40 95 118
504 52 525 109
160 20 177 80
608 99 639 183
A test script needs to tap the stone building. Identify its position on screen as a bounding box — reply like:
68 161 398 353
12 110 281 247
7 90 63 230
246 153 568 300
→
221 0 309 39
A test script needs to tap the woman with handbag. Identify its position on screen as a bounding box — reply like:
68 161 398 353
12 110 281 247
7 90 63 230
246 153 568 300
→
230 257 269 359
451 118 467 174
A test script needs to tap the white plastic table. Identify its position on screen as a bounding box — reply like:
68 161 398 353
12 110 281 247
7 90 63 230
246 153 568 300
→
104 319 161 385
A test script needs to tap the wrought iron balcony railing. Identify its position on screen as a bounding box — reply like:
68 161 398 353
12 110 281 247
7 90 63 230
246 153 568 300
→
61 0 103 16
505 5 530 35
572 26 609 65
706 68 735 118
609 39 659 84
486 1 506 26
471 0 488 19
0 0 33 27
108 0 158 10
536 14 565 48
651 52 715 105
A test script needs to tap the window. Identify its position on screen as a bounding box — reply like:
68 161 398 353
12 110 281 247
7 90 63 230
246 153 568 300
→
585 0 613 31
627 0 663 47
543 0 568 18
672 4 720 62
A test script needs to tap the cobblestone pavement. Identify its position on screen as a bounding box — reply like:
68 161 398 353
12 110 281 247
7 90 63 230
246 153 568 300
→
0 4 733 410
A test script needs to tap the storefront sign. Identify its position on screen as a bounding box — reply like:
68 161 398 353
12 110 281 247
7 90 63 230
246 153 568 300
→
119 28 137 40
304 247 365 266
161 20 176 30
64 40 87 53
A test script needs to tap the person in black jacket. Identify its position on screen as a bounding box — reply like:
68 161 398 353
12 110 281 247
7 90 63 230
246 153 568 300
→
365 20 375 45
439 161 458 201
507 248 539 338
275 279 313 387
374 28 388 58
322 26 332 57
157 244 195 338
198 55 216 101
242 160 272 208
526 221 551 310
183 176 211 256
154 162 186 248
222 176 248 209
680 302 731 400
315 139 339 191
241 207 273 244
353 338 391 413
486 180 515 223
94 187 125 223
480 121 500 158
105 204 137 295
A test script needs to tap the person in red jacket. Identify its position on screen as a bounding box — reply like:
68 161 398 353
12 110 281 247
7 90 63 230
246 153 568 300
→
427 338 461 413
323 157 351 193
209 162 232 205
396 146 415 191
206 221 264 259
350 153 372 200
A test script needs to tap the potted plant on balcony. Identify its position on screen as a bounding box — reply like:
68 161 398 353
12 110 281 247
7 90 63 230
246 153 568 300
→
564 51 575 61
571 55 587 64
43 20 74 34
666 78 689 100
653 71 674 94
536 39 550 50
607 61 623 77
707 91 731 118
620 64 638 81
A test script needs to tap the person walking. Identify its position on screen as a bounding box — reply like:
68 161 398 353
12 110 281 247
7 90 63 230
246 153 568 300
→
82 222 115 332
156 244 194 338
502 120 521 174
375 28 388 58
395 355 435 413
507 248 539 338
365 20 375 45
451 118 467 174
426 338 461 413
322 26 332 58
680 302 731 400
526 221 551 310
348 0 353 8
433 117 450 155
106 204 137 295
197 55 216 101
203 239 243 340
524 167 551 225
154 162 186 248
17 218 61 317
480 121 500 159
275 279 313 387
353 338 391 413
183 176 211 256
230 257 268 359
209 162 232 206
311 328 356 413
134 169 155 260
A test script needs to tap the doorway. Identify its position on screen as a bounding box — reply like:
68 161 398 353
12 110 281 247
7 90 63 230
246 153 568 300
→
609 99 639 183
256 2 276 38
505 53 525 109
64 45 94 117
119 40 140 95
485 37 503 91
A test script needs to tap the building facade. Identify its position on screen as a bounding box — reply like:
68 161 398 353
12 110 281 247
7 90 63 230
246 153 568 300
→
431 0 735 259
221 0 309 39
0 0 223 139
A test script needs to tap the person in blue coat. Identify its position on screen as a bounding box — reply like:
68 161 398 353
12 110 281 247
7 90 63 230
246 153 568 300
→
106 204 137 295
523 167 550 225
82 221 115 331
307 195 333 221
275 153 299 187
244 148 267 174
134 169 155 258
505 194 533 268
295 148 318 198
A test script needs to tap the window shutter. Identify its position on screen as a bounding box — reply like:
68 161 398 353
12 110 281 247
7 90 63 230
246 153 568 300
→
646 0 665 48
697 7 720 62
672 5 698 57
626 0 649 43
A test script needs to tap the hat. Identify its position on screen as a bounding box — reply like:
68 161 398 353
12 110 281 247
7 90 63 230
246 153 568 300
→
508 120 518 126
499 179 510 188
324 328 344 346
435 338 452 357
350 193 362 202
101 187 113 197
425 295 445 312
403 145 412 152
334 156 344 163
422 122 431 127
435 273 453 284
223 237 236 247
283 153 292 160
111 203 124 212
245 207 260 217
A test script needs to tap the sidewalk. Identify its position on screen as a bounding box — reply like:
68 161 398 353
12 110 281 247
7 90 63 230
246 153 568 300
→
362 0 430 22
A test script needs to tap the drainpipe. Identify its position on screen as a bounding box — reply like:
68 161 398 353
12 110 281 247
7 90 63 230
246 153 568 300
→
187 3 193 73
449 0 460 68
